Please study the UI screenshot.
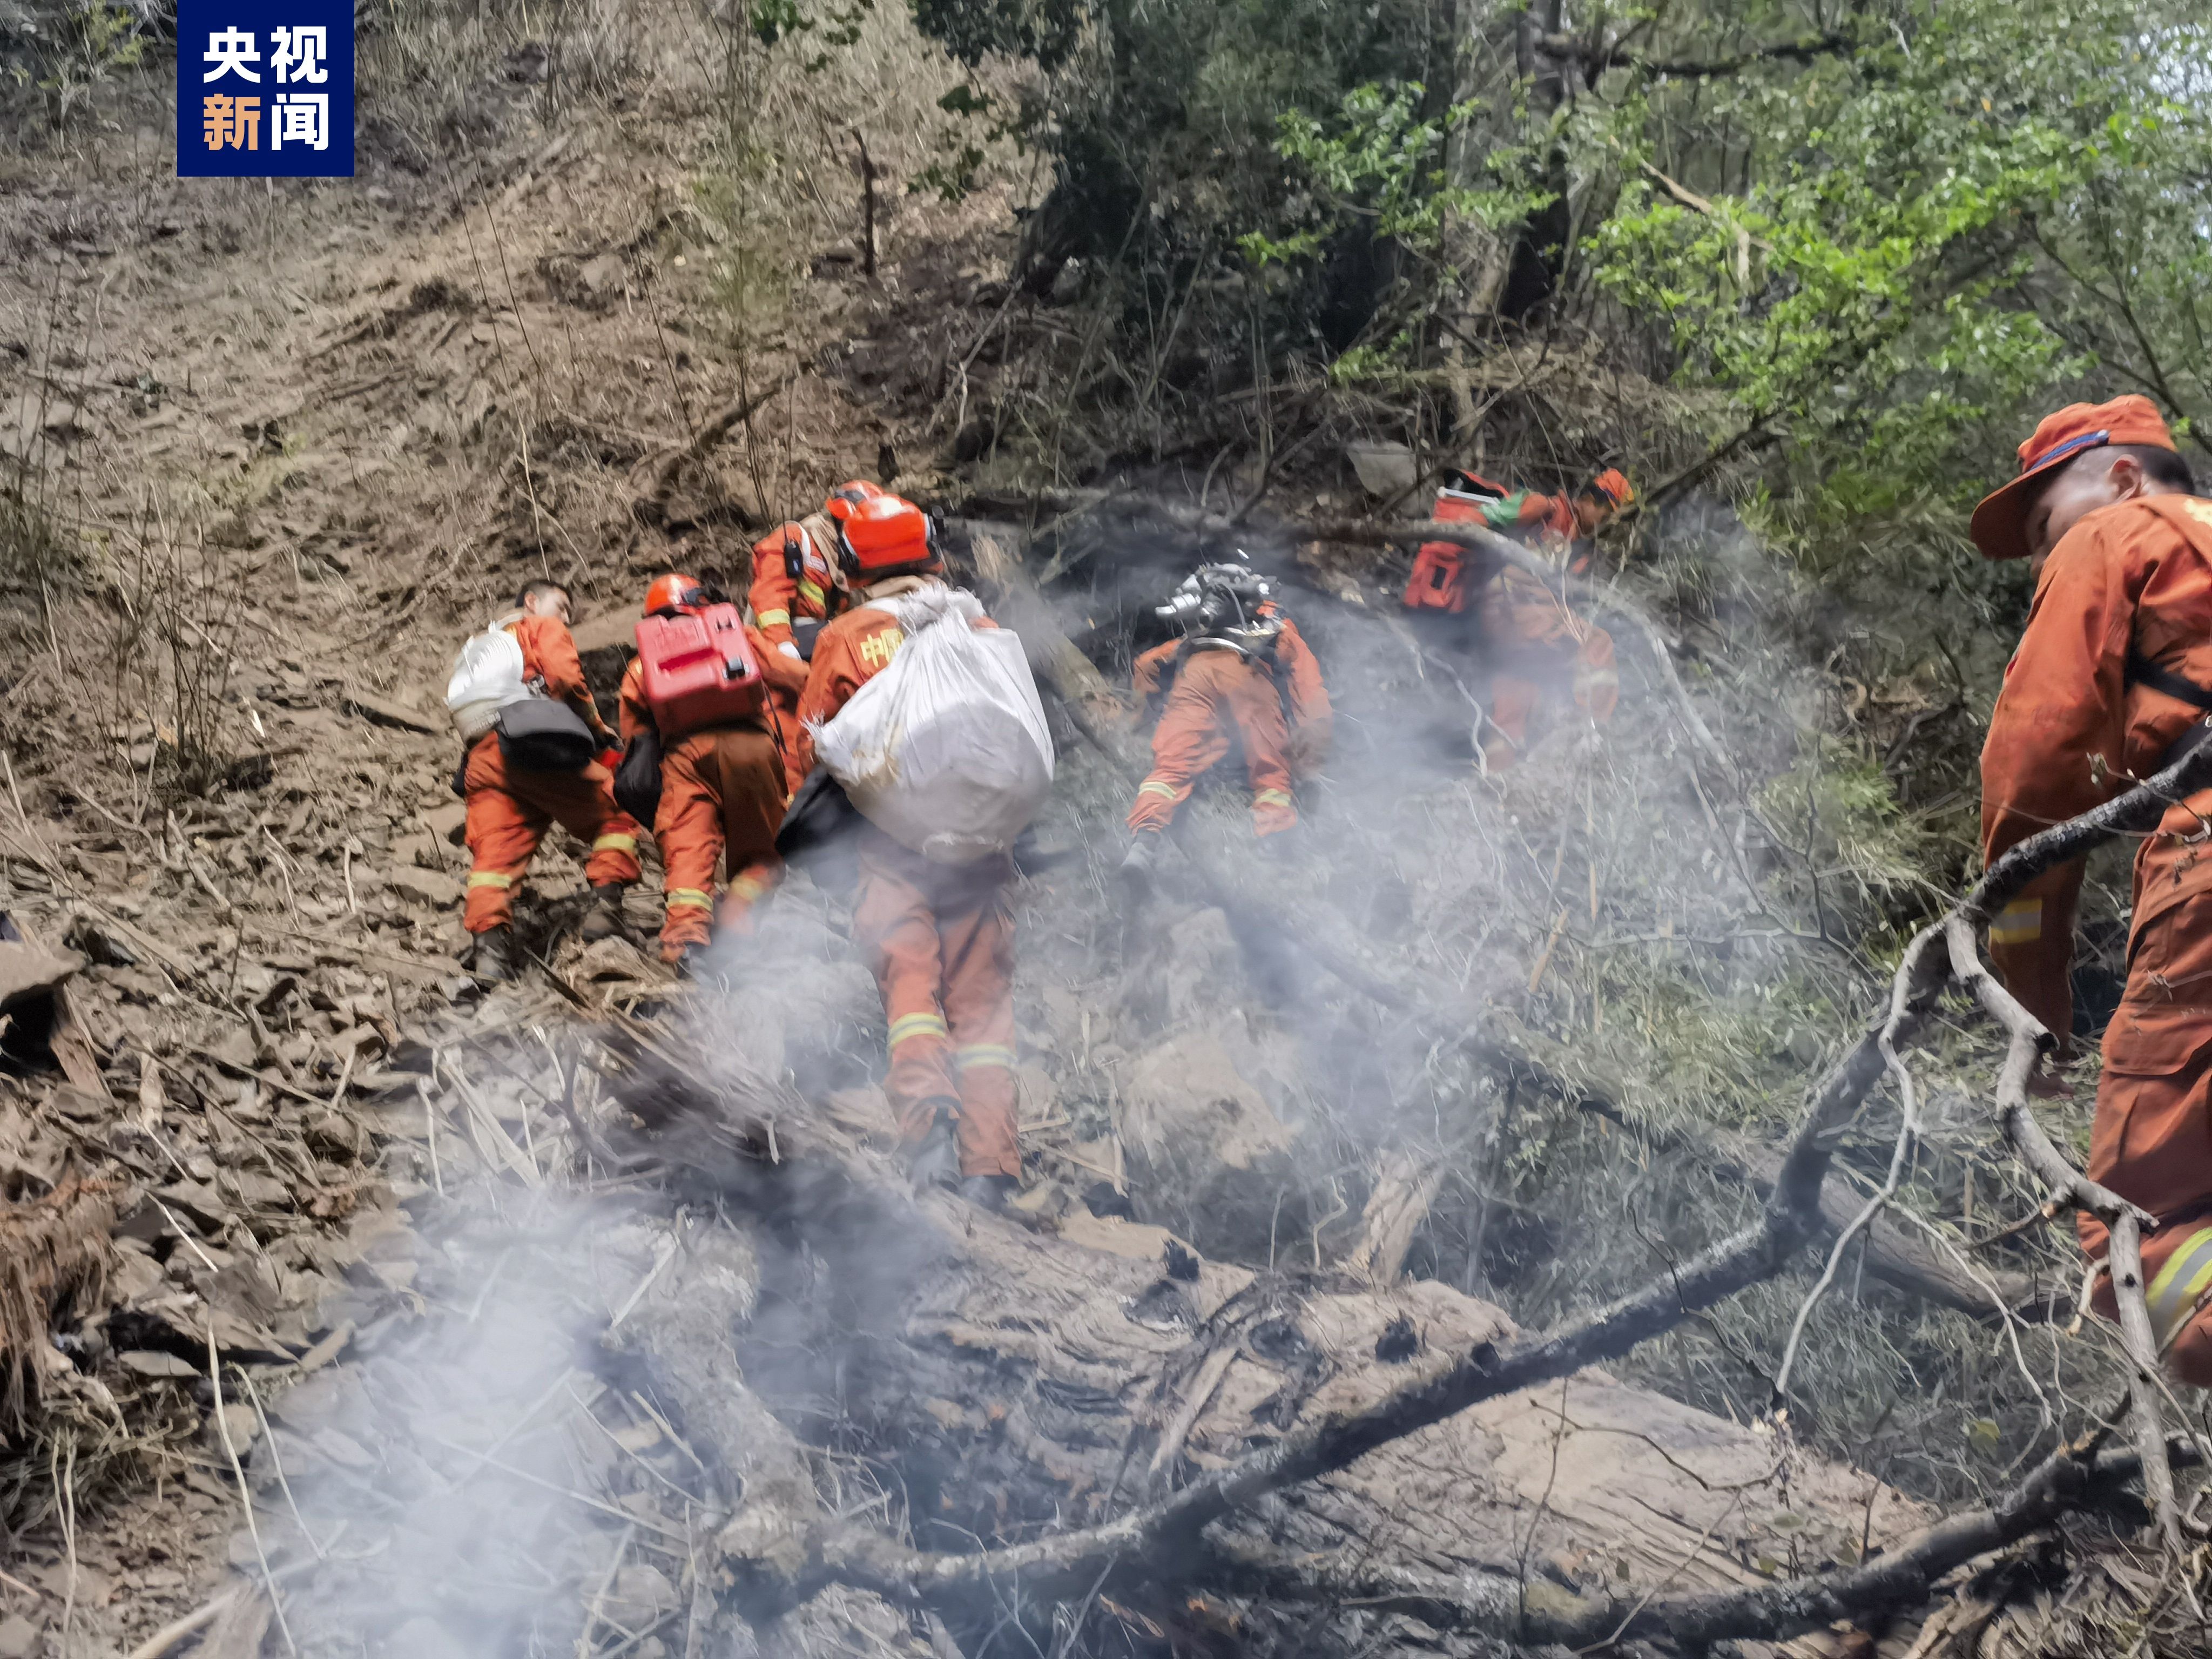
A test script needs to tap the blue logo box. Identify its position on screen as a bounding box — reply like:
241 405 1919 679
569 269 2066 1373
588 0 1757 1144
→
177 0 354 177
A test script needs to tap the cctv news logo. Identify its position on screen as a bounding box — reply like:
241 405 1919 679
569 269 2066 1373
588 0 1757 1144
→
177 0 353 177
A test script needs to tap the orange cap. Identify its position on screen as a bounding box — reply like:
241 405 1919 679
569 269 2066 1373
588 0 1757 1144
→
1586 468 1634 509
1971 395 2176 560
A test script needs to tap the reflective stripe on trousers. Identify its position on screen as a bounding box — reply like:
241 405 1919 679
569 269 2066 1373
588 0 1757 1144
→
2148 1223 2212 1350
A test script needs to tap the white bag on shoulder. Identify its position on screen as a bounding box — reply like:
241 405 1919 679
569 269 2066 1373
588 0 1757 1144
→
813 584 1055 864
445 614 531 742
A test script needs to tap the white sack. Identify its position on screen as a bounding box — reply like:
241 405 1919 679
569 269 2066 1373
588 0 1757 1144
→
445 616 530 741
813 584 1055 864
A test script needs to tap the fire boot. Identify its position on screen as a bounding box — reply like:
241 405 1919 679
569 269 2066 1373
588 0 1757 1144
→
907 1113 961 1192
471 926 515 984
1117 831 1162 902
960 1174 1018 1215
577 884 628 943
673 940 716 981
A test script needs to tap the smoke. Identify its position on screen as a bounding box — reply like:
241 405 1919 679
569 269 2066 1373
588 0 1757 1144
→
244 1184 700 1657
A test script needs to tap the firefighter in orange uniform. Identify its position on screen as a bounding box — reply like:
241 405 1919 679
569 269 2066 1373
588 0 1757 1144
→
1120 563 1331 887
1402 467 1632 771
619 575 790 972
461 579 642 982
792 495 1023 1210
1972 394 2212 1383
747 483 874 788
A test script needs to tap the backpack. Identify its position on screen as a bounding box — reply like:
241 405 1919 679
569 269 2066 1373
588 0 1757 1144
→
634 604 765 742
812 584 1055 865
613 727 665 825
445 616 530 740
495 698 596 773
1402 473 1511 615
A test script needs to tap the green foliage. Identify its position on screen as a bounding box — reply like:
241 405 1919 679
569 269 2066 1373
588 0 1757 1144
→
9 0 148 119
1239 83 1547 268
751 0 875 68
1570 0 2212 515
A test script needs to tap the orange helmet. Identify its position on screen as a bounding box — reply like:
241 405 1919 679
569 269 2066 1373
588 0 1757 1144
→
824 480 885 526
837 493 936 578
643 572 706 617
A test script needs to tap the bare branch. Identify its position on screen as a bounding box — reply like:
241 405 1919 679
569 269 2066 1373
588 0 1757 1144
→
1535 28 1857 81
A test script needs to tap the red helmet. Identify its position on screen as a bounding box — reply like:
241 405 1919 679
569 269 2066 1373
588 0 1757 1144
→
643 572 706 617
837 494 935 577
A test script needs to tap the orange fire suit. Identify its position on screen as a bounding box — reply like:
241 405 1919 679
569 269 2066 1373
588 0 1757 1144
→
750 516 849 789
1981 492 2212 1382
619 649 789 963
463 614 641 935
1127 616 1331 838
795 582 1020 1178
1402 484 1617 770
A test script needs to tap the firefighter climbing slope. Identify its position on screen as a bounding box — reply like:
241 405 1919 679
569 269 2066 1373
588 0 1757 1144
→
444 579 642 983
747 483 874 788
1121 562 1331 890
617 575 788 973
793 493 1043 1212
1971 394 2212 1382
1402 466 1632 771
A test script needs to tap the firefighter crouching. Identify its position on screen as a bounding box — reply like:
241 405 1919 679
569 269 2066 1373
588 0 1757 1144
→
747 483 872 790
792 494 1023 1211
618 575 790 974
1120 562 1332 889
450 580 642 983
1402 466 1631 771
1970 395 2212 1383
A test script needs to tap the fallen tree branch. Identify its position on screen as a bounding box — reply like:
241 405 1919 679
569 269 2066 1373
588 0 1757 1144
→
632 376 793 528
1215 1435 2203 1647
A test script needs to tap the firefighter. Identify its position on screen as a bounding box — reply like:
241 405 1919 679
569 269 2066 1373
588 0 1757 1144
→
1402 467 1632 771
460 580 641 982
1971 393 2212 1382
792 494 1023 1211
619 574 790 973
1120 563 1331 887
747 483 874 790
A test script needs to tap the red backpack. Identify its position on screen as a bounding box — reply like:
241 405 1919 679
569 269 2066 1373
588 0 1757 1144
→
635 604 765 740
1403 471 1509 615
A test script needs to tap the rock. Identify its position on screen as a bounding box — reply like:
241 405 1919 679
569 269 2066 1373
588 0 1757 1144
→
204 1402 261 1453
120 1350 201 1379
387 868 456 909
0 1614 41 1658
422 801 468 847
612 1563 680 1622
0 937 79 1011
340 690 440 733
385 1616 470 1659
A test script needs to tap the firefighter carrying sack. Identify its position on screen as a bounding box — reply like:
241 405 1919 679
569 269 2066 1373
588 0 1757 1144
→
496 697 596 773
445 615 532 741
635 604 765 741
811 583 1055 865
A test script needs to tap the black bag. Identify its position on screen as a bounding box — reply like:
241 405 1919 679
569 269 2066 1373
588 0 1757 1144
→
613 727 665 825
790 617 822 662
775 766 865 896
495 697 596 773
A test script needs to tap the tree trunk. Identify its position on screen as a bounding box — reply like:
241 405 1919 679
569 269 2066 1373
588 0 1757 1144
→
601 1063 1930 1656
